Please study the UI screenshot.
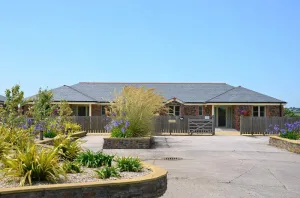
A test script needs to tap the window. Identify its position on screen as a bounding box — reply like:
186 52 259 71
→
199 106 203 116
253 106 265 117
78 106 87 116
168 106 180 116
101 106 106 116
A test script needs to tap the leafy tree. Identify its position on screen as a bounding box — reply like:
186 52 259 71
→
29 88 55 125
284 108 299 117
56 100 73 124
0 85 26 128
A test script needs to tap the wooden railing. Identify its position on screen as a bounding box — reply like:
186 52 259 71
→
240 116 300 135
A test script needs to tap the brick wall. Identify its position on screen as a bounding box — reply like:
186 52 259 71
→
203 105 212 116
266 105 283 117
233 105 252 130
92 105 102 116
183 105 199 116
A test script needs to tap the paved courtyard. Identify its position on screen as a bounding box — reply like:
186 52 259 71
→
82 135 300 198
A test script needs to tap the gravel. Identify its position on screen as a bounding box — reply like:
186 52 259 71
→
0 167 152 188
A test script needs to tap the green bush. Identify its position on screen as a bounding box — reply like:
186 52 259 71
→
44 130 57 138
95 166 120 179
0 136 11 159
76 150 114 168
0 127 34 151
53 135 82 161
2 144 65 186
280 131 300 140
116 157 143 172
63 161 82 174
111 126 133 138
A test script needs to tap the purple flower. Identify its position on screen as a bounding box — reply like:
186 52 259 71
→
125 121 130 128
113 120 119 127
121 128 125 133
111 112 116 117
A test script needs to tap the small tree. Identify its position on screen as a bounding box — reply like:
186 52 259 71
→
0 85 26 128
108 86 166 137
57 100 73 124
29 88 55 126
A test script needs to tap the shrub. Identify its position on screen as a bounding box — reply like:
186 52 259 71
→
53 135 82 161
0 127 34 150
64 122 81 133
63 161 82 174
44 130 57 138
76 150 114 168
267 122 300 140
95 166 120 179
116 157 143 172
0 136 11 159
107 86 166 137
2 144 65 186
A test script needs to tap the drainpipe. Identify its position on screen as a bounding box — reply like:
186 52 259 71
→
279 103 282 117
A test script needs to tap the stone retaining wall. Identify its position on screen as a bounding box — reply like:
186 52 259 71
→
269 136 300 154
103 137 153 149
0 163 167 198
37 131 87 145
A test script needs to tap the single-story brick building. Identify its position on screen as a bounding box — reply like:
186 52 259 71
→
27 82 286 131
0 95 6 106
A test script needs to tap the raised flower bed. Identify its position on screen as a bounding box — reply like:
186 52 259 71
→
103 137 153 149
0 163 167 198
269 136 300 154
103 86 166 149
267 121 300 154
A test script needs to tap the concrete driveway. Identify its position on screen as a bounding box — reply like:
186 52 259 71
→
82 135 300 198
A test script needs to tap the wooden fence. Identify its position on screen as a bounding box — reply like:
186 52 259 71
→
71 116 111 133
153 115 215 135
240 116 300 135
72 115 215 135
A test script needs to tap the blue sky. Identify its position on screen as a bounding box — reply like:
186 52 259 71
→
0 0 299 107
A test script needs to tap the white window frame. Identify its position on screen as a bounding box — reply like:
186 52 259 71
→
253 106 265 117
199 106 203 116
168 105 180 116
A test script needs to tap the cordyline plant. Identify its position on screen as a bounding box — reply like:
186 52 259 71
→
106 86 166 137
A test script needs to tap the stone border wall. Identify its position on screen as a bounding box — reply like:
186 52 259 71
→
269 136 300 154
0 163 167 198
37 131 87 145
103 137 153 149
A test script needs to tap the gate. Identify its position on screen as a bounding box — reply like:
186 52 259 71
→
188 118 215 135
153 115 215 136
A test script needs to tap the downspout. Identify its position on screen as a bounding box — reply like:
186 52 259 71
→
279 103 282 117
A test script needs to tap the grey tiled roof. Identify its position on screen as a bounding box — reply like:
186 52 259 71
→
0 95 6 102
27 83 286 104
207 86 285 103
71 83 235 103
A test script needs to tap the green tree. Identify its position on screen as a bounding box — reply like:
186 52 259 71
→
29 88 55 124
284 108 299 117
0 85 26 128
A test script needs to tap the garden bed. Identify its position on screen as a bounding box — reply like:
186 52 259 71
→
269 136 300 154
0 163 167 198
103 137 154 149
36 131 87 145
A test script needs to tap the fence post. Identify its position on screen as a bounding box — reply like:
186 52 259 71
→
251 116 254 136
212 115 215 135
240 116 243 135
